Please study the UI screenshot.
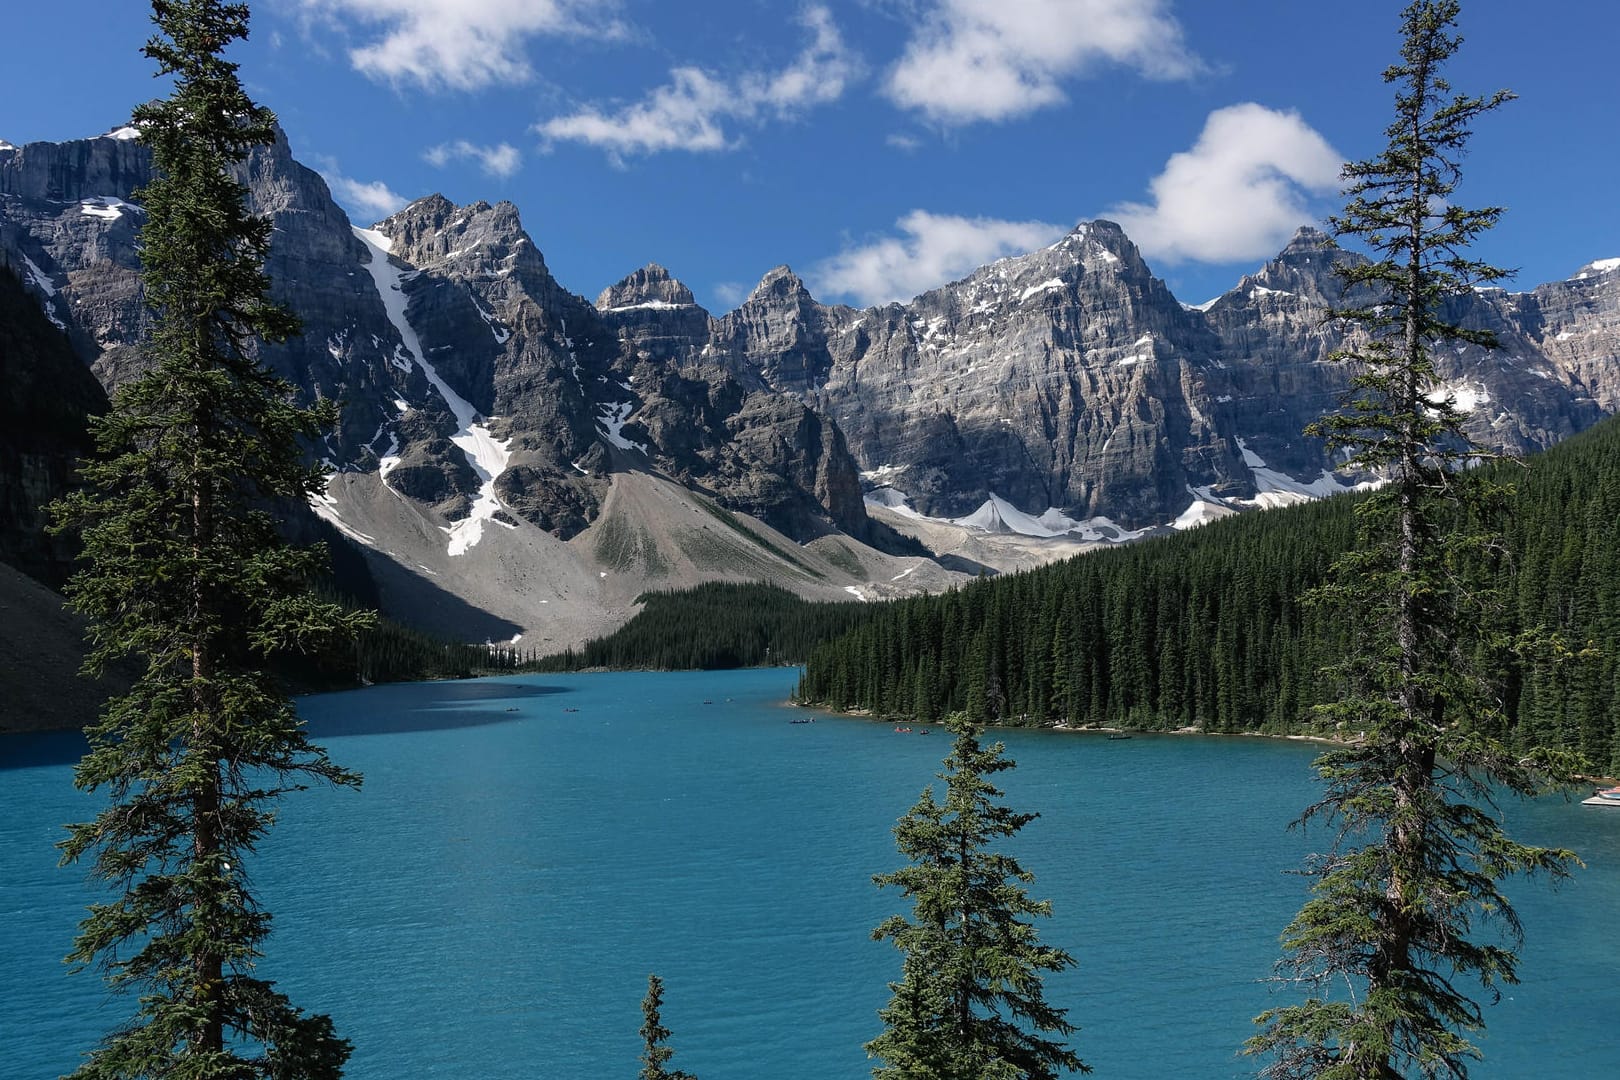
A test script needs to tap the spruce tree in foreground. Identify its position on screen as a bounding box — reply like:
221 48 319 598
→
1247 3 1578 1078
639 974 696 1080
51 2 370 1076
868 713 1084 1080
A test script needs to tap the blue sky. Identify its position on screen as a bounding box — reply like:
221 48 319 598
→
4 1 1616 312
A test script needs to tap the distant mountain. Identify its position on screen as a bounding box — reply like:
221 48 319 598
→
1 126 948 649
3 123 1616 647
729 222 1616 533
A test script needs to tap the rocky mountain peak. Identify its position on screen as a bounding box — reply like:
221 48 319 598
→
1079 218 1127 244
1269 226 1341 277
5 120 1617 620
0 125 152 204
1280 225 1332 255
1061 219 1146 267
1573 257 1620 282
376 195 547 280
1215 225 1356 306
596 263 697 312
747 264 812 305
956 219 1153 303
373 193 455 245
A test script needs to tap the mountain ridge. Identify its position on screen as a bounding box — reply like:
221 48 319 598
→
3 122 1617 647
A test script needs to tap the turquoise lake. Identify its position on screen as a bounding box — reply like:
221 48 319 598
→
3 667 1618 1078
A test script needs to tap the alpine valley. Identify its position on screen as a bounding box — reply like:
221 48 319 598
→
3 122 1618 670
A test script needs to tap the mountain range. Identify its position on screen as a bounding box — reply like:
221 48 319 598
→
3 122 1617 655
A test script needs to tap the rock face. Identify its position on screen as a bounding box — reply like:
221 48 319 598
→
0 127 876 555
0 125 423 469
1199 228 1607 484
1490 259 1620 415
720 224 1620 530
712 266 848 394
361 197 876 543
595 263 695 310
585 261 872 541
792 223 1244 523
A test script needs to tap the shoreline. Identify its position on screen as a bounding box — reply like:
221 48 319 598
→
795 699 1347 748
1050 720 1345 749
792 699 1620 786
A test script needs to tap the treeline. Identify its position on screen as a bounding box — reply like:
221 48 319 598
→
294 578 871 686
353 623 535 684
798 417 1620 772
297 542 879 684
535 581 872 671
271 598 534 688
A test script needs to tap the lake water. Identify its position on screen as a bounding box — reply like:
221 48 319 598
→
3 668 1618 1079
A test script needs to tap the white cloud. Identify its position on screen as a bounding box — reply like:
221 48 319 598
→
811 209 1067 306
712 281 747 309
1107 103 1342 264
424 140 523 178
888 0 1203 124
301 0 625 91
315 159 409 223
538 5 859 158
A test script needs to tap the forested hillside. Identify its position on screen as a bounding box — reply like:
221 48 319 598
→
798 417 1620 772
536 582 872 671
0 263 108 588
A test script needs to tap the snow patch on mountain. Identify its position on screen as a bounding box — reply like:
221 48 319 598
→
597 398 647 453
79 196 141 220
470 295 510 344
1018 278 1064 303
353 225 512 557
1435 381 1489 414
1235 437 1375 509
310 487 376 547
377 432 402 478
19 253 66 329
866 488 1150 543
1172 492 1237 531
602 299 692 313
20 253 56 298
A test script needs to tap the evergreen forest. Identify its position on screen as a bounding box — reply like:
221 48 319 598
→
797 415 1620 773
534 581 873 671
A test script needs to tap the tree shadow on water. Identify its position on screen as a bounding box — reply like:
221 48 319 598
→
0 728 90 770
0 682 577 767
301 681 575 739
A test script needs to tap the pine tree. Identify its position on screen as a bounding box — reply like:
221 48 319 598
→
639 974 696 1080
50 2 370 1076
1247 4 1579 1078
867 713 1085 1080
